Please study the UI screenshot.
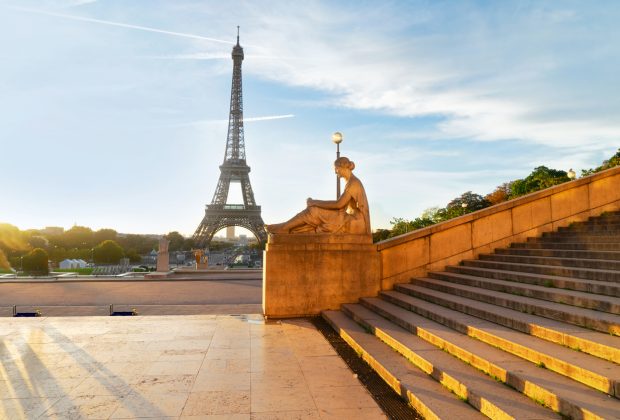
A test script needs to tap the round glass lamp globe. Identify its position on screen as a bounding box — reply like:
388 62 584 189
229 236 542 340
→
332 132 343 144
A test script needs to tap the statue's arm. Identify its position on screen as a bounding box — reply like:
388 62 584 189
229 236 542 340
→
308 189 352 209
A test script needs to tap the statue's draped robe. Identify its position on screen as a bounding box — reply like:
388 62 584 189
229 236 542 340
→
291 176 371 234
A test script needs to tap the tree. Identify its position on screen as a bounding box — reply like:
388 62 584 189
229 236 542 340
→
62 226 95 249
582 148 620 177
22 248 49 275
28 235 49 249
510 166 569 198
125 248 142 263
485 182 513 205
436 191 491 220
93 240 124 264
0 223 30 270
373 229 391 242
165 231 186 252
94 228 118 244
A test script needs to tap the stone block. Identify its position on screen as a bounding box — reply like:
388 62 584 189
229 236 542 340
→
381 237 428 280
589 173 620 209
512 198 551 234
472 210 512 248
429 224 472 262
263 234 381 318
550 185 589 221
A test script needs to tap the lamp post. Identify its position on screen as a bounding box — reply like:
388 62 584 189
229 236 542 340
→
332 131 343 198
567 168 576 180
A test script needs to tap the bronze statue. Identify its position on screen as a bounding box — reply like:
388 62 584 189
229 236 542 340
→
265 157 370 234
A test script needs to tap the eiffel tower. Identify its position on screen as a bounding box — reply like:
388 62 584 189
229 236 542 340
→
193 29 267 249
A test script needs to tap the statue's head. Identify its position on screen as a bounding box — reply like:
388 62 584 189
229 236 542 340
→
334 156 355 178
334 156 355 170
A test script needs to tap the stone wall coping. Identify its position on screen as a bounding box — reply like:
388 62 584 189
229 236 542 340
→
377 165 620 251
268 233 373 245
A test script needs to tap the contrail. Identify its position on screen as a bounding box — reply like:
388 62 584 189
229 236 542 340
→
244 114 295 122
12 7 234 45
176 114 295 127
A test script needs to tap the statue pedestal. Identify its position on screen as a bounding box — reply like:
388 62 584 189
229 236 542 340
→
263 234 381 318
156 252 169 272
195 262 209 270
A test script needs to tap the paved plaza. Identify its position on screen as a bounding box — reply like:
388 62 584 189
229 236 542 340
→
0 314 386 419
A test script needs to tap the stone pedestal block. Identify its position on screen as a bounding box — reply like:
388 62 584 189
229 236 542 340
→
156 253 169 272
263 234 381 318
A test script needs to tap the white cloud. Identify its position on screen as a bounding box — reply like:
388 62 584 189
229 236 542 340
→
234 2 620 152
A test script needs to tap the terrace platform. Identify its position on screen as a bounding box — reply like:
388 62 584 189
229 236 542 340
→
0 314 385 419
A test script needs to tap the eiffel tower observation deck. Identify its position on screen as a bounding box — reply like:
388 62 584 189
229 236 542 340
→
193 28 267 249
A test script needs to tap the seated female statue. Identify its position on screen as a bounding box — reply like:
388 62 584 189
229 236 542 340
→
265 157 370 235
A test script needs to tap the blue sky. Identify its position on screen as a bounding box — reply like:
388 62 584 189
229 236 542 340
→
1 0 619 236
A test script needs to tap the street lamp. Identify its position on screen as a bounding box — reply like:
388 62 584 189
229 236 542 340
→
332 131 343 198
567 168 576 180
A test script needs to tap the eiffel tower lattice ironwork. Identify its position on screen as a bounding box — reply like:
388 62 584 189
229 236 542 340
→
193 29 267 249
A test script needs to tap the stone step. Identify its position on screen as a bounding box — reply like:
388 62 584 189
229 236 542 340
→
543 232 620 240
326 307 558 420
321 310 487 420
559 224 620 233
463 258 620 282
511 241 620 251
496 247 620 261
446 265 620 298
382 286 620 364
531 234 620 243
427 271 620 313
589 213 620 222
479 252 620 271
351 299 620 419
377 290 620 396
404 278 620 334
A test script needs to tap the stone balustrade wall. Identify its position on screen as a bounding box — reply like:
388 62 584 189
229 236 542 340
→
377 166 620 290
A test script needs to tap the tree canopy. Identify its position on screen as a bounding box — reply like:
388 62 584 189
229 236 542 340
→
22 248 49 275
93 240 124 264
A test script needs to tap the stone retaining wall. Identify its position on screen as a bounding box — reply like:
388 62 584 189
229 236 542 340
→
377 166 620 290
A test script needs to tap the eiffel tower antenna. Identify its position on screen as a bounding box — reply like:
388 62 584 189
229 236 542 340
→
193 28 267 249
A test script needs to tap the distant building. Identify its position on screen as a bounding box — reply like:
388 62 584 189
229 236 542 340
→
238 234 248 245
59 259 88 269
226 226 235 240
41 226 64 236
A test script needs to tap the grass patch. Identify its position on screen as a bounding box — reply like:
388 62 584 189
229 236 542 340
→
54 268 94 275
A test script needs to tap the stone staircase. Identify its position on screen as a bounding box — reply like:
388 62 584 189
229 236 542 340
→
324 211 620 419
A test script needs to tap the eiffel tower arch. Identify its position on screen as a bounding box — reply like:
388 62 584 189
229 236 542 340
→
193 29 267 249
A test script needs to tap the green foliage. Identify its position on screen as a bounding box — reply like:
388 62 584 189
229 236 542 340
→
93 240 124 264
117 234 158 255
125 248 142 263
22 248 49 275
164 231 186 252
581 148 620 177
436 191 491 220
61 226 95 249
55 268 94 275
510 166 569 198
93 228 118 244
372 229 391 242
28 235 48 249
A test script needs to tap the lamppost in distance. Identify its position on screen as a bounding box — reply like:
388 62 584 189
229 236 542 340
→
332 131 343 198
